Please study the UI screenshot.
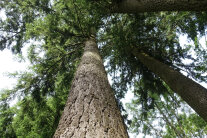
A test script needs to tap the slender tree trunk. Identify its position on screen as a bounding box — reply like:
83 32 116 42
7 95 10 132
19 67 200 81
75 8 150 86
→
54 38 129 138
132 51 207 121
112 0 207 13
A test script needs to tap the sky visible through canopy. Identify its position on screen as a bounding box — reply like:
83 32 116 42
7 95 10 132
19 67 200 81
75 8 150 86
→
1 35 206 92
0 35 206 138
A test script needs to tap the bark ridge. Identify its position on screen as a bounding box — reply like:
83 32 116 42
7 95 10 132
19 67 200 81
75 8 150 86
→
54 38 129 138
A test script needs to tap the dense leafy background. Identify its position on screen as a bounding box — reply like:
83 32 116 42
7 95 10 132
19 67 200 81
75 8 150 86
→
0 0 207 137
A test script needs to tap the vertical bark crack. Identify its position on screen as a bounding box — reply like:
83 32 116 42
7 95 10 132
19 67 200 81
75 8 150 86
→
54 38 128 138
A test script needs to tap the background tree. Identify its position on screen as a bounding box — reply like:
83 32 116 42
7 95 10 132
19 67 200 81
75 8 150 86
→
0 0 207 137
100 12 207 120
89 0 207 13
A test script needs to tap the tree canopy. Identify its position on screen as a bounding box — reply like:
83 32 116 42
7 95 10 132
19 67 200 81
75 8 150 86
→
0 0 207 137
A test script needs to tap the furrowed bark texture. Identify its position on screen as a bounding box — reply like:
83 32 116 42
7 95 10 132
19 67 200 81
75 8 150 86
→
113 0 207 13
54 38 129 138
133 51 207 121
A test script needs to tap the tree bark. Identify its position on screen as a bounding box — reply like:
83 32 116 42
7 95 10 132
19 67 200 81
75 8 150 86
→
54 38 129 138
132 51 207 121
112 0 207 13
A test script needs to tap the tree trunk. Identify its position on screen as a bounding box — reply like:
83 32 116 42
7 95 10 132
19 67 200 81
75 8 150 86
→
132 51 207 121
112 0 207 13
54 38 129 138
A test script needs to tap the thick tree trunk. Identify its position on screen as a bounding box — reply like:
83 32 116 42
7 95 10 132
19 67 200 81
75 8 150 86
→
54 38 129 138
132 51 207 121
112 0 207 13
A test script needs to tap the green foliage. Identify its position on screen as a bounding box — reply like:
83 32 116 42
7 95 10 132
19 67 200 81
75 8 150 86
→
0 44 78 137
99 12 207 113
0 90 16 138
100 13 183 109
129 97 200 137
13 97 57 137
1 0 207 137
98 12 207 136
0 0 52 53
164 113 207 137
0 0 105 137
127 83 207 137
